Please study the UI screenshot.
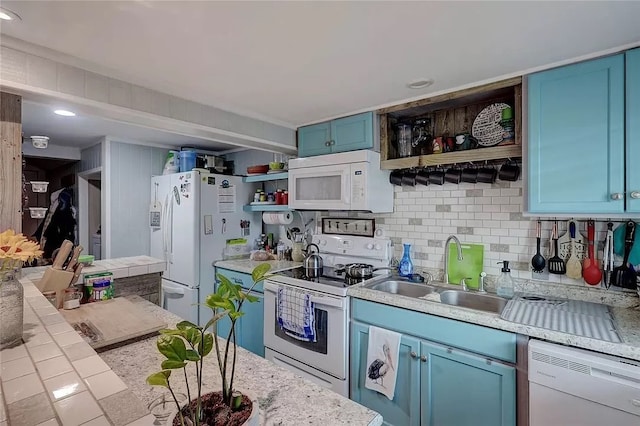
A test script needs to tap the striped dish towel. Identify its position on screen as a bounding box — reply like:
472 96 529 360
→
277 286 316 342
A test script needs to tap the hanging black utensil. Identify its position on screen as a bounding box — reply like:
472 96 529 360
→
548 221 566 274
611 221 637 289
531 220 546 273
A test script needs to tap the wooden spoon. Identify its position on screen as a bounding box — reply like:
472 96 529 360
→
582 220 602 285
566 221 582 279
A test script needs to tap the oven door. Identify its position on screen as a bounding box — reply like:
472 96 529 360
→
263 280 348 379
288 164 351 210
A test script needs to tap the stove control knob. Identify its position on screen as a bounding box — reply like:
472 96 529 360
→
366 243 374 250
374 244 382 250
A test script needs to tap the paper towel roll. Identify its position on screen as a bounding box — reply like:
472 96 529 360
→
262 212 293 225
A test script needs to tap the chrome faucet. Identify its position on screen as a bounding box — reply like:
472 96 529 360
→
460 277 472 291
444 235 463 284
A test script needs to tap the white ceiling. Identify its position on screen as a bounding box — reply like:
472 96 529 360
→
21 98 238 150
2 1 640 127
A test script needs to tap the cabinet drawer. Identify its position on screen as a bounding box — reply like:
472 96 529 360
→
351 299 516 363
215 268 263 293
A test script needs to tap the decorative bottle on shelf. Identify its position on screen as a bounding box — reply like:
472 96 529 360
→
496 261 515 299
398 244 414 277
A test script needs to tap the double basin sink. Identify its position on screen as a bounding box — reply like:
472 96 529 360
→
363 279 508 314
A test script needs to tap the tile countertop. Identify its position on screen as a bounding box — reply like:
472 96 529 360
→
0 275 155 426
215 259 302 274
99 297 383 426
348 282 640 361
23 255 166 282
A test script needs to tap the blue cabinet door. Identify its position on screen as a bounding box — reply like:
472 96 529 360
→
528 54 625 214
627 48 640 213
420 341 516 426
298 122 332 157
331 112 374 153
350 321 421 426
239 292 264 357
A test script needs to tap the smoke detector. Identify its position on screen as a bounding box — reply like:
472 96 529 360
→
31 136 49 149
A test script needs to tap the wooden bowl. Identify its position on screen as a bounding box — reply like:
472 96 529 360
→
247 165 269 174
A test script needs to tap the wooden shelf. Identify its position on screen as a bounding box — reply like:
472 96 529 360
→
242 204 291 212
380 144 522 170
243 172 288 183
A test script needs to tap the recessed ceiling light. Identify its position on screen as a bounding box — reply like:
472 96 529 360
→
54 109 76 117
0 7 21 21
407 79 434 89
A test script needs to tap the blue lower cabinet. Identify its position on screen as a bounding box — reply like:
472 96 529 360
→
421 341 516 426
239 292 264 357
350 300 516 426
350 321 421 426
214 268 264 357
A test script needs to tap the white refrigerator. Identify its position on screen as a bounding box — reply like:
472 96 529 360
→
150 171 259 326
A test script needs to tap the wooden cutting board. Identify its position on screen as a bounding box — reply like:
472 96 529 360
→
59 296 167 350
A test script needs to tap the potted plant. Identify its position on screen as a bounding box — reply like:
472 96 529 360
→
147 263 271 425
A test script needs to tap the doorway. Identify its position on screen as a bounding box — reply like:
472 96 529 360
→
78 168 103 259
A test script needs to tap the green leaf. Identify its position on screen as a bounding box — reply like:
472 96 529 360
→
185 349 201 361
198 333 214 357
252 263 272 283
146 370 171 388
204 309 229 332
157 335 187 361
216 273 234 290
184 328 201 347
161 360 187 369
229 311 244 320
176 320 199 331
245 294 259 303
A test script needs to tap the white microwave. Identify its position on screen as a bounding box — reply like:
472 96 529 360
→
288 150 394 213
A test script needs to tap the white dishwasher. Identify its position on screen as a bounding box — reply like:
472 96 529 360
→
529 339 640 426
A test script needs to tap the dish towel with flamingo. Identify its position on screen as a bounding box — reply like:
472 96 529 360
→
276 286 316 342
365 325 401 400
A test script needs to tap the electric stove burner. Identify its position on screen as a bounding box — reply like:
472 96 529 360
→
276 266 372 287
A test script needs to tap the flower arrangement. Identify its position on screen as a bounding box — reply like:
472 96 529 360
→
0 229 43 273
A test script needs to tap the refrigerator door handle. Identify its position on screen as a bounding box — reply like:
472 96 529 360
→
162 284 185 295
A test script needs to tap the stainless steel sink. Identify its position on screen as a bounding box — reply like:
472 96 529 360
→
439 290 507 314
365 280 438 298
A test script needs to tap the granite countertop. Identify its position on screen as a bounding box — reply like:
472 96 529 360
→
215 259 302 274
348 280 640 361
100 297 382 426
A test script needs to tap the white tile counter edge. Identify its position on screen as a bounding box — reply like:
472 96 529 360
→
0 264 161 426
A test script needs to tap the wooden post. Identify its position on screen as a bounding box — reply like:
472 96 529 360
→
0 92 22 232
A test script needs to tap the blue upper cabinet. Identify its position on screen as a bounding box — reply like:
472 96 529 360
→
298 121 332 157
421 341 516 426
528 54 625 214
298 112 375 157
627 48 640 213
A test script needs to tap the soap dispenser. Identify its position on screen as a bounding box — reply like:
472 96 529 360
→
496 261 515 298
398 244 414 277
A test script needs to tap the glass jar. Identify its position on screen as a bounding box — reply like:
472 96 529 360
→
63 288 82 310
396 124 412 158
43 290 57 307
412 119 431 156
0 268 24 348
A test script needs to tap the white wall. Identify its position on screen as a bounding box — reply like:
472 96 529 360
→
105 140 171 258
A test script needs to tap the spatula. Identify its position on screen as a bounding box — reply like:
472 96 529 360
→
612 221 637 289
566 221 582 279
549 221 566 275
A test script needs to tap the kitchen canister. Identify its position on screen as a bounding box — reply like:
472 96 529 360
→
178 150 197 172
262 212 293 225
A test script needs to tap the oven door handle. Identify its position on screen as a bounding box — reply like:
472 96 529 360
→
264 282 345 309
